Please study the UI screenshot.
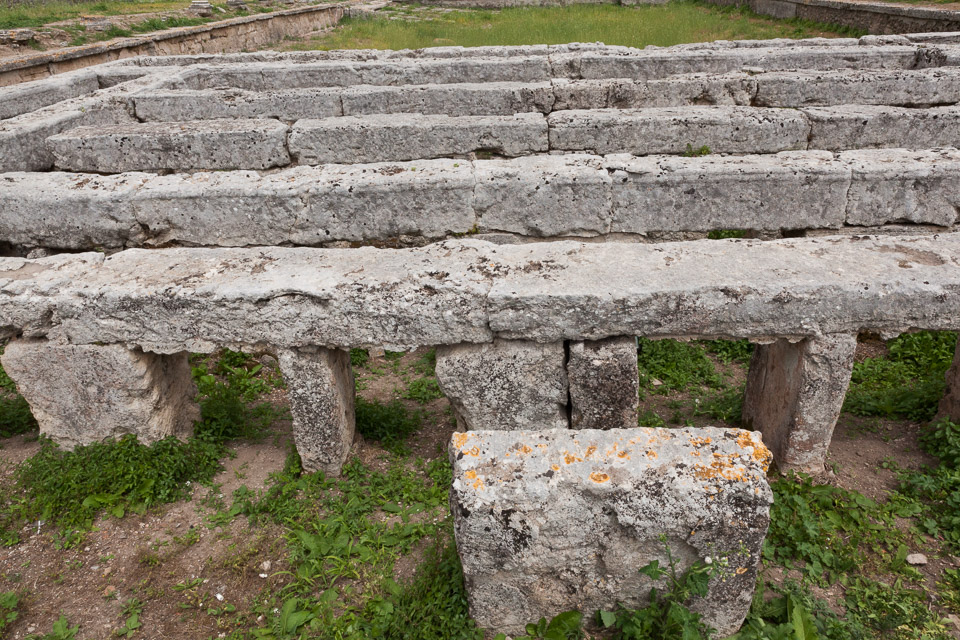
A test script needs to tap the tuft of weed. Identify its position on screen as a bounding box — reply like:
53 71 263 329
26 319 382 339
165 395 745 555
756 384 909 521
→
350 348 370 368
637 338 724 391
402 377 444 405
355 397 422 454
707 229 747 240
0 590 19 633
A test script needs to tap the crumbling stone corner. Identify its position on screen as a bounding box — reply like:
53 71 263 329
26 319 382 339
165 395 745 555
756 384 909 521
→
276 346 355 476
742 333 857 474
0 339 198 448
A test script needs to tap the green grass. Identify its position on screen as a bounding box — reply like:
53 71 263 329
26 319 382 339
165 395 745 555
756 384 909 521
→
0 0 189 30
296 1 861 52
355 397 423 454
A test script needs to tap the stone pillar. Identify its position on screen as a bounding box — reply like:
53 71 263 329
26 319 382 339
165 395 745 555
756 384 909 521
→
449 427 773 638
742 333 857 474
568 337 638 430
277 346 355 476
0 339 198 449
435 339 568 431
938 337 960 423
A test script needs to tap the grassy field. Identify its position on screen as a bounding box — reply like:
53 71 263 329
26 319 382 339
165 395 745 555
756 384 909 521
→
290 1 862 52
0 0 189 30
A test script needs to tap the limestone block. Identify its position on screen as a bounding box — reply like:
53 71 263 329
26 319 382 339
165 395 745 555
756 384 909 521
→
341 82 556 116
435 340 568 431
277 347 355 475
0 110 84 172
0 71 99 121
606 151 848 233
474 155 612 236
841 149 960 227
607 75 757 108
939 338 960 423
568 337 638 429
742 333 857 473
0 340 198 449
289 113 548 164
805 105 960 151
547 107 809 155
48 119 291 172
133 88 343 121
449 427 773 637
754 69 960 107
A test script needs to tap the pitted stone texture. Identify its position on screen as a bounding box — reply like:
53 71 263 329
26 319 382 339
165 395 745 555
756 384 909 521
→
841 149 960 227
289 113 548 164
742 334 857 474
568 337 639 430
754 69 960 107
0 340 198 449
449 427 773 637
805 105 960 151
277 347 355 476
48 119 291 172
939 339 960 423
548 75 757 111
474 155 612 236
342 82 556 116
605 151 848 232
133 88 343 121
0 71 99 121
435 340 568 432
548 108 809 155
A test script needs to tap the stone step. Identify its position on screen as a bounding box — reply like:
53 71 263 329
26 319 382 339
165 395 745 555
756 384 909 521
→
3 149 956 250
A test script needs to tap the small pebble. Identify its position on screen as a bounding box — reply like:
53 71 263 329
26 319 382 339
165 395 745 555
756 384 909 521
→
906 553 928 566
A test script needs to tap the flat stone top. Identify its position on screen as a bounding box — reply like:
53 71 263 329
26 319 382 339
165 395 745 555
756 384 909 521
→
48 118 289 137
450 427 772 501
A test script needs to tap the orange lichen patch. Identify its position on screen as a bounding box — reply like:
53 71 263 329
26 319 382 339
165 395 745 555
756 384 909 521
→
736 430 773 470
564 452 583 465
473 478 485 491
693 454 747 482
464 446 480 457
551 464 560 471
517 444 533 456
646 450 658 460
617 451 630 459
537 444 548 450
585 445 598 458
590 472 610 483
688 436 713 448
453 433 470 449
691 450 701 457
464 470 477 480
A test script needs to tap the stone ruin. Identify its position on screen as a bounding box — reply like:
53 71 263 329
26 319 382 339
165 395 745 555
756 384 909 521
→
2 34 960 635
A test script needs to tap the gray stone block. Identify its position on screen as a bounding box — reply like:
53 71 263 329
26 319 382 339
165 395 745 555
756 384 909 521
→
342 82 556 116
277 346 355 476
289 113 548 164
742 334 857 474
842 148 960 227
133 88 344 121
606 151 848 233
435 340 568 431
805 105 960 151
0 71 99 121
450 427 773 637
474 155 611 236
568 337 639 429
548 107 809 155
48 119 291 172
0 110 84 172
754 69 960 107
939 338 960 423
0 340 198 449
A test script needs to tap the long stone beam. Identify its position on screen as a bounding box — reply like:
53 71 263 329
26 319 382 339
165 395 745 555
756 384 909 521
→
3 150 956 251
1 234 958 353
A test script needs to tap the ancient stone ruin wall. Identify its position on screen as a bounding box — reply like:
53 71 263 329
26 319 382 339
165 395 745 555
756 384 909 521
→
3 37 960 635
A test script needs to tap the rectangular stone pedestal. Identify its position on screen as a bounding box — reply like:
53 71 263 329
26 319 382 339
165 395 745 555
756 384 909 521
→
0 340 198 448
568 337 639 429
277 346 355 475
435 340 568 431
938 337 960 423
742 333 857 473
449 427 773 638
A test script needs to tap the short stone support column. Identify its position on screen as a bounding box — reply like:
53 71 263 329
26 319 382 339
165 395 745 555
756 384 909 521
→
449 427 773 637
276 347 355 476
0 339 198 449
742 333 857 474
435 340 568 431
938 337 960 423
568 337 639 430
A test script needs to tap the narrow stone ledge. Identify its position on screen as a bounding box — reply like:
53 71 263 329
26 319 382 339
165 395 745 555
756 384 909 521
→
742 333 857 473
449 427 773 637
133 88 344 122
0 340 198 449
753 68 960 107
805 105 960 151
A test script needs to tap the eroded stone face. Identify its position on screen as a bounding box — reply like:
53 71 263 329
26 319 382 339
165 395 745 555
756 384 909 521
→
0 340 198 448
568 337 639 430
449 427 773 637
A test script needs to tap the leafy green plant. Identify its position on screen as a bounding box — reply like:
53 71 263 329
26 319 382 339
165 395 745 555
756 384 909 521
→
0 394 37 438
707 229 748 240
498 611 583 640
703 339 754 364
350 348 370 368
895 420 960 550
26 615 79 640
355 397 422 454
683 143 711 157
637 338 724 392
403 377 444 404
0 590 19 633
115 598 143 637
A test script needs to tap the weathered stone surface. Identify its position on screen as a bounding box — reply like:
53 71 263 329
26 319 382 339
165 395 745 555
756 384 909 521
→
133 88 343 121
548 107 809 155
938 338 960 423
742 333 857 473
754 68 960 107
0 110 85 172
0 71 99 121
277 346 355 475
549 75 758 110
805 105 960 151
568 337 638 429
606 151 848 232
474 155 611 236
435 340 568 431
342 81 556 116
841 149 960 227
449 427 773 636
0 340 198 448
48 119 291 172
289 113 548 164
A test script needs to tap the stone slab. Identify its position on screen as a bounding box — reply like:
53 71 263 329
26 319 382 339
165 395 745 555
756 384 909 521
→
0 70 99 121
133 88 344 121
754 68 960 107
0 340 198 448
48 119 291 172
341 81 556 116
805 105 960 151
568 337 639 429
288 113 548 164
449 427 773 636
